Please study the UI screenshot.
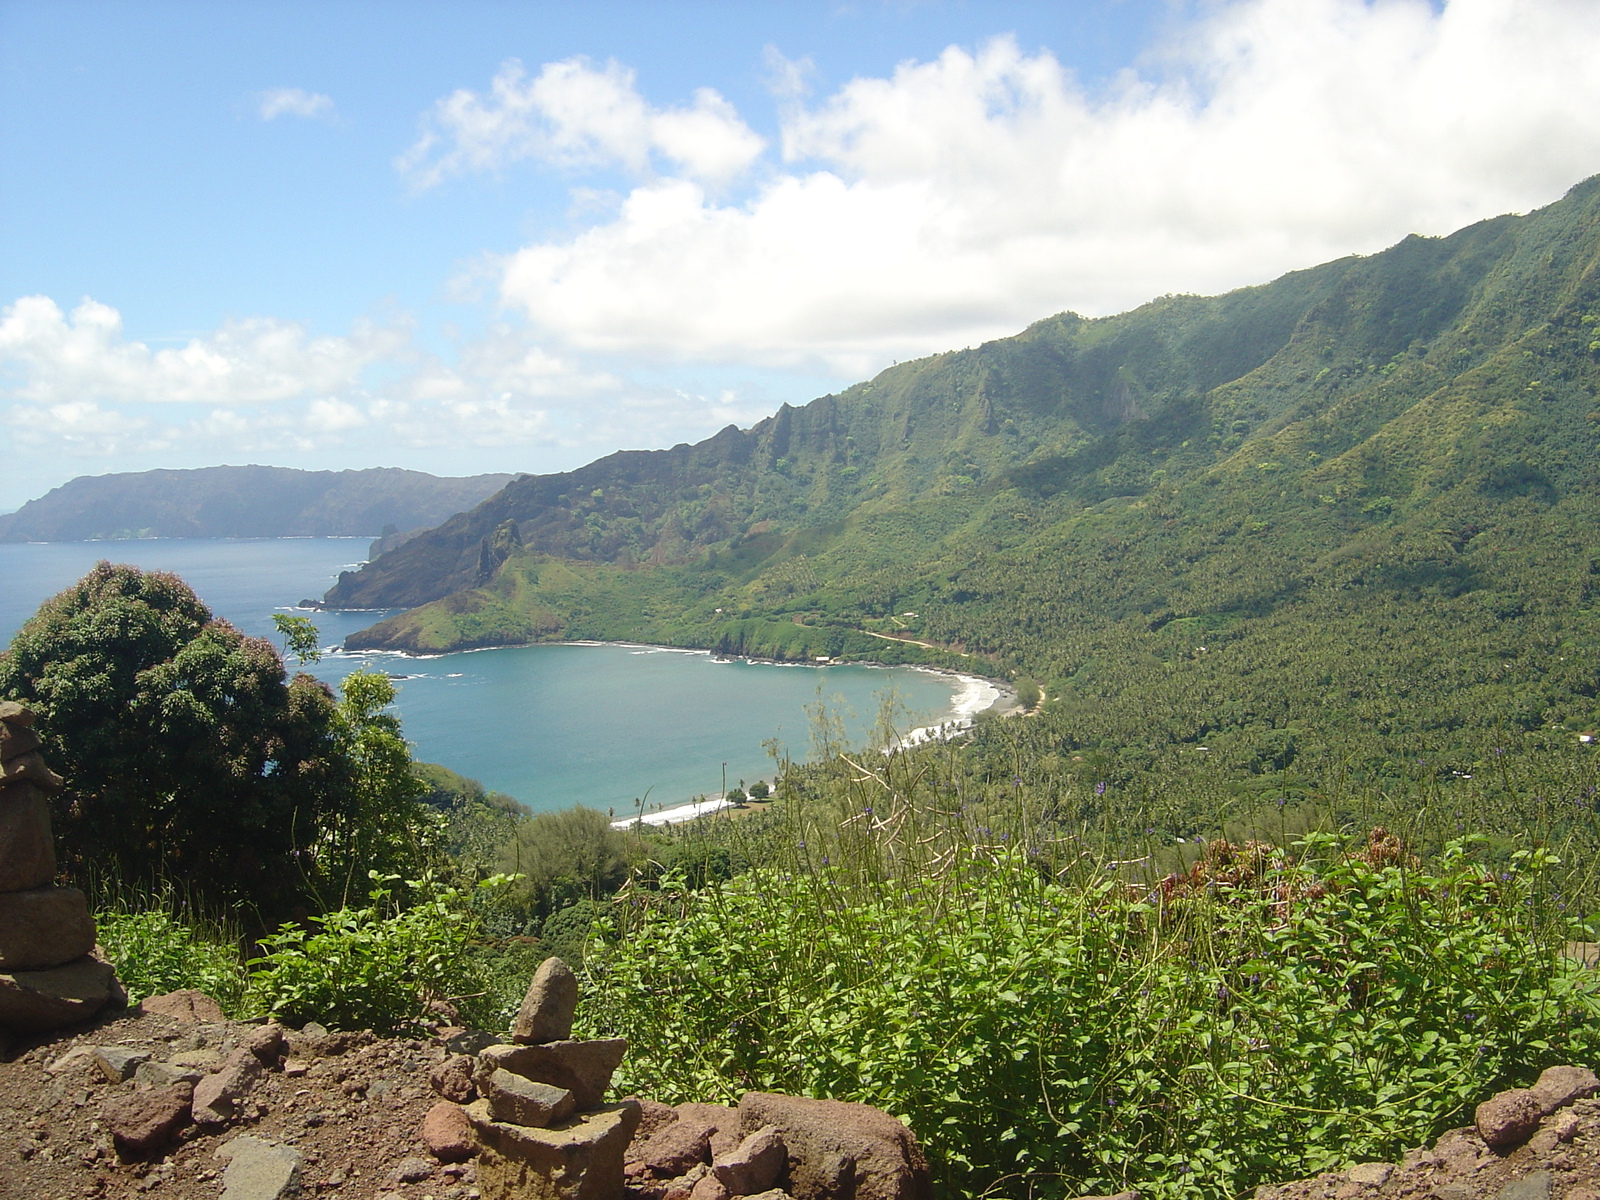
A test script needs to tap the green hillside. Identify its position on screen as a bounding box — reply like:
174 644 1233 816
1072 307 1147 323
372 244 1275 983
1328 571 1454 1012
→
332 175 1600 807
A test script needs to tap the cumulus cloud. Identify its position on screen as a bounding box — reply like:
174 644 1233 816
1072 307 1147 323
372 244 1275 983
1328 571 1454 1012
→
0 295 407 406
397 57 764 188
258 87 335 121
0 294 752 497
471 0 1600 374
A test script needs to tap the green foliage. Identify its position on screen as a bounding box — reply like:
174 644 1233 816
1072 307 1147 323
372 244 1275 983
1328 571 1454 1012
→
271 613 322 665
496 806 644 920
587 838 1599 1200
0 563 439 921
95 902 248 1013
245 871 506 1034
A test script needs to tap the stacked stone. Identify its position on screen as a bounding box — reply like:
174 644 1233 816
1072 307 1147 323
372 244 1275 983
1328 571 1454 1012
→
0 700 120 1036
464 956 641 1200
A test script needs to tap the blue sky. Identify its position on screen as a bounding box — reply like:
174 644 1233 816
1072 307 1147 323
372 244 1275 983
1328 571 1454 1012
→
2 0 1598 512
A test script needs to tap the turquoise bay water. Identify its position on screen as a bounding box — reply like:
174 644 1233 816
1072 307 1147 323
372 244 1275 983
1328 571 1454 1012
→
0 539 964 814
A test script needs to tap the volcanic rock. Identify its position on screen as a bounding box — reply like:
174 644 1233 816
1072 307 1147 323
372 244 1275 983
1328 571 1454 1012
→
467 1098 642 1200
0 886 96 969
513 956 580 1044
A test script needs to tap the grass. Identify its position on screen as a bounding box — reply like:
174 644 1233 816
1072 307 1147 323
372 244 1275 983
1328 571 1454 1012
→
573 742 1600 1200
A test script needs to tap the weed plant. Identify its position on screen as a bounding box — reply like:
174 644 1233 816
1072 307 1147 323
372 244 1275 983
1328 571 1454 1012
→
584 738 1600 1200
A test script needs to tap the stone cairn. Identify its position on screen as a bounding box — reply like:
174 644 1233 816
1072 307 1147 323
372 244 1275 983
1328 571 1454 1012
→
424 956 932 1200
0 700 121 1040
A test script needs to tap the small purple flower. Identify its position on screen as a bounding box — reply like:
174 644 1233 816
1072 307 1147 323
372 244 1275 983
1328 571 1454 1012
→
1094 781 1108 795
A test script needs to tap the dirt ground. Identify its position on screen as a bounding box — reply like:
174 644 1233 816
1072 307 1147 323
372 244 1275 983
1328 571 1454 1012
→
0 1002 470 1200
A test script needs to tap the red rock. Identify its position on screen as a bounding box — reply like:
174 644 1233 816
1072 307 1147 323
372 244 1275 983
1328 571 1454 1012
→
0 782 56 892
0 750 64 791
627 1095 679 1144
0 952 118 1032
677 1102 742 1159
1530 1065 1599 1114
0 701 36 727
422 1100 478 1163
690 1174 731 1200
632 1117 713 1177
0 721 40 761
239 1022 287 1065
139 989 226 1023
192 1049 264 1124
482 1068 577 1128
1475 1089 1543 1148
477 1038 627 1110
430 1053 478 1103
511 956 579 1044
102 1082 193 1152
712 1125 786 1196
0 887 96 971
738 1092 932 1200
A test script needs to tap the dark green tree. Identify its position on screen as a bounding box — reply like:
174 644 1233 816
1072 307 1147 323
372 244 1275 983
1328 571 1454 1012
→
0 562 431 920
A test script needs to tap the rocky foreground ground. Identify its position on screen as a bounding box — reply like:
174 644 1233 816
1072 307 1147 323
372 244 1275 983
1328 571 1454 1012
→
5 986 1600 1200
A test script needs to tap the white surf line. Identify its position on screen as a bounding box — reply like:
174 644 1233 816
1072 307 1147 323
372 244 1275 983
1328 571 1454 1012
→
889 672 1006 751
610 796 737 829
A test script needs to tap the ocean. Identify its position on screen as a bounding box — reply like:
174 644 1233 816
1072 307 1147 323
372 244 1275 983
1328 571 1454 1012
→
0 538 979 815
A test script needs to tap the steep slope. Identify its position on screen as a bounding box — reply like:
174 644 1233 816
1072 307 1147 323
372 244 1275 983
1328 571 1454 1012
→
326 176 1600 804
335 177 1600 669
0 465 516 542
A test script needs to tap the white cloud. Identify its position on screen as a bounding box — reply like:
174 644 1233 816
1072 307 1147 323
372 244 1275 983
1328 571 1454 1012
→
397 57 764 189
0 295 407 406
258 87 335 121
475 0 1600 374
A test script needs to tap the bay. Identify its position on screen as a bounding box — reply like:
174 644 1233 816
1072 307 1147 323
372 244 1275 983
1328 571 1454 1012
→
0 538 973 815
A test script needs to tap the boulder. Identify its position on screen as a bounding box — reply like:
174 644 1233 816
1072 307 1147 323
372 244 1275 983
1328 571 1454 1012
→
102 1082 194 1153
192 1049 265 1124
0 701 36 726
738 1092 932 1200
0 722 41 762
431 1053 479 1103
627 1096 680 1145
0 952 118 1031
216 1134 303 1200
392 1156 435 1184
690 1176 731 1200
712 1125 786 1196
1530 1065 1599 1114
676 1102 743 1160
0 750 64 792
421 1100 478 1163
1476 1089 1544 1148
479 1038 628 1111
238 1022 287 1066
630 1117 713 1178
484 1067 578 1128
140 988 226 1023
0 887 95 970
136 1059 205 1089
0 782 56 892
467 1099 642 1200
92 1045 150 1082
513 956 581 1044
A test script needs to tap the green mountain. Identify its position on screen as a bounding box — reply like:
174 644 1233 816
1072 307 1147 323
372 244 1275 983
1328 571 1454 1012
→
0 465 516 542
330 176 1600 789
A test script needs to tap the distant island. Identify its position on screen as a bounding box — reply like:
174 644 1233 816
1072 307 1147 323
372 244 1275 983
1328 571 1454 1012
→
0 464 517 543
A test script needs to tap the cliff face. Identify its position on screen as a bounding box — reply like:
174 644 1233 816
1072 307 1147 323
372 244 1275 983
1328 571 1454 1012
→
0 466 516 543
326 175 1600 665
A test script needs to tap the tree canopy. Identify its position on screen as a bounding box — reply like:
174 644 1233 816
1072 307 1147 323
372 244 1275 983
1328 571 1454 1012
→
0 561 431 920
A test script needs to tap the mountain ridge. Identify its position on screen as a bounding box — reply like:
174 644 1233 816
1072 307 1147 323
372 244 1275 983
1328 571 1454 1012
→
0 465 517 543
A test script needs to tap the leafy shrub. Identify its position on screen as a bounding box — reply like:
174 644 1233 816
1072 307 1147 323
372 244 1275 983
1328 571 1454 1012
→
244 872 506 1034
584 837 1600 1200
96 906 248 1013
